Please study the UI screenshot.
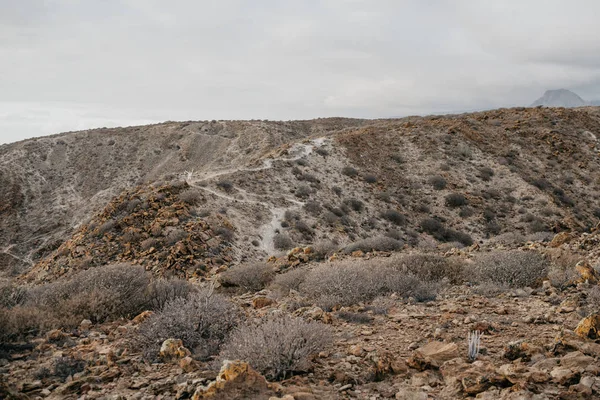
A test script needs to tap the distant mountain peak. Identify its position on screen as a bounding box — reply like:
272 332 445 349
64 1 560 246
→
531 89 587 108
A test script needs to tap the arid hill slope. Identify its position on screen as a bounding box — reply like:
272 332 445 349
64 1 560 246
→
0 118 365 277
2 108 600 281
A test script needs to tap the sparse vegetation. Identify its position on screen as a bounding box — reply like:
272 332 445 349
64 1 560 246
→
341 166 358 177
221 315 332 380
420 217 473 246
216 180 234 191
299 259 438 309
273 233 294 250
445 193 468 208
381 209 406 225
364 174 378 184
343 236 403 254
137 287 239 360
220 263 274 292
471 251 547 288
428 175 447 190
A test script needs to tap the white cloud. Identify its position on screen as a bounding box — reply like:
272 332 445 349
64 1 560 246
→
1 0 600 144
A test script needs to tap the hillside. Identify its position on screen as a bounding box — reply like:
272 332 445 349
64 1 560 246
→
3 107 600 399
3 107 600 282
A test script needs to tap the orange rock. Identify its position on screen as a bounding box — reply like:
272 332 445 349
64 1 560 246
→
575 260 599 284
132 310 154 325
574 314 600 340
252 297 275 309
192 360 276 399
179 356 198 372
549 232 573 248
351 250 364 258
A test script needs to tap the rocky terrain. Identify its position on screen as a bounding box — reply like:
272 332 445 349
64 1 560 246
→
2 106 600 399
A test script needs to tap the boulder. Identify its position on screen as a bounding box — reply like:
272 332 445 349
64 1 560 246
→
408 341 459 370
559 351 594 371
192 360 277 399
252 297 275 309
180 356 198 372
159 338 191 362
550 367 580 386
132 310 154 324
574 314 600 340
80 319 93 331
575 260 600 284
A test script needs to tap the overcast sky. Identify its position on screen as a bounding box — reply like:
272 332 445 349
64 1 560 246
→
2 1 600 144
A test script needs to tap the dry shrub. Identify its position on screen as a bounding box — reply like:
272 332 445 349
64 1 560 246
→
137 287 239 360
310 240 338 260
344 198 364 212
471 251 547 288
273 233 294 250
0 281 27 308
343 236 403 254
471 281 510 297
145 279 195 310
381 210 406 225
299 260 438 309
221 315 332 380
220 263 274 292
270 268 308 294
178 189 203 205
165 228 188 245
388 253 465 284
587 286 600 312
445 193 468 208
337 311 373 324
341 166 358 177
0 306 48 342
428 175 447 190
53 357 85 382
28 263 150 327
420 218 473 246
295 221 314 237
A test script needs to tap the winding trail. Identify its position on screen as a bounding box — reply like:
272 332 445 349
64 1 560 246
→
184 138 328 253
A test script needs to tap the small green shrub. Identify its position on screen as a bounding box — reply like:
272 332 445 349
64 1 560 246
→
428 176 447 190
364 174 378 184
216 180 233 191
381 210 406 225
343 236 403 254
445 193 468 208
341 166 359 177
344 198 364 212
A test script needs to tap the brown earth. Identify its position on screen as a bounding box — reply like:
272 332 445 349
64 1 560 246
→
2 107 600 399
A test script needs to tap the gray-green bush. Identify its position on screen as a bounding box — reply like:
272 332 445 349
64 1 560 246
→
471 251 547 288
221 315 332 380
137 287 239 360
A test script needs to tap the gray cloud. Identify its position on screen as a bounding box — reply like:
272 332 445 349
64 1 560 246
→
1 0 600 144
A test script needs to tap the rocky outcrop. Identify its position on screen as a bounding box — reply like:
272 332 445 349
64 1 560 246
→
192 360 278 400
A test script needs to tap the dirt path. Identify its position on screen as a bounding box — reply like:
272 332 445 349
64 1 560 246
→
184 139 328 254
